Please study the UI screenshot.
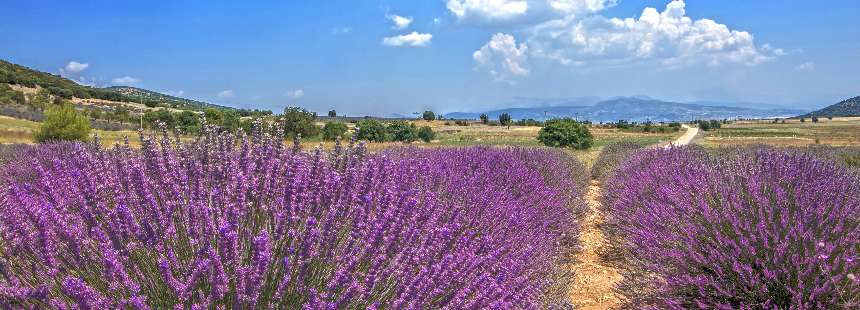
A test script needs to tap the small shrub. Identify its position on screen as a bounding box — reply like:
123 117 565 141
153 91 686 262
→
537 118 593 150
355 119 386 142
417 126 435 142
387 121 417 143
322 121 348 141
34 104 91 143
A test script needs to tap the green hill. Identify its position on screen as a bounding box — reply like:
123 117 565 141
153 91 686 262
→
104 86 230 111
800 95 860 118
0 59 130 102
0 59 233 111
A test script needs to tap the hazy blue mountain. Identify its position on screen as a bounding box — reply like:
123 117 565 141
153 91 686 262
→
799 95 860 118
446 97 807 122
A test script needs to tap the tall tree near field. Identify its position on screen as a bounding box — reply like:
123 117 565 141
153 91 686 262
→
328 110 337 118
480 113 489 124
34 104 91 143
423 111 435 121
499 113 512 128
281 106 320 138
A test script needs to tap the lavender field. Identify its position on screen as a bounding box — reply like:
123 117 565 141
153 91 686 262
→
0 126 587 308
602 146 859 309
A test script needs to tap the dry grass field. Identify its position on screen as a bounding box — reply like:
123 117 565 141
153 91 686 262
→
0 115 150 147
0 117 684 169
704 116 860 147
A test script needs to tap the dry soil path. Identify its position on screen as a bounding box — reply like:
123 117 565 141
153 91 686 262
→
569 180 624 309
672 124 699 146
569 125 698 309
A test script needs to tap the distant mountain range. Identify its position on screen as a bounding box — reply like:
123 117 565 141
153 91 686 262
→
446 97 807 122
799 95 860 118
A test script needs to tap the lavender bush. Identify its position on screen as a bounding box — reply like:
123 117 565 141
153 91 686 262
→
603 147 860 309
0 125 584 308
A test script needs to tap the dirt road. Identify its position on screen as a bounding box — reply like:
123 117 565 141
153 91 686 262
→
672 124 699 146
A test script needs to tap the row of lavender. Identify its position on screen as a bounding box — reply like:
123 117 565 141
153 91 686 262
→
0 128 586 308
601 145 859 309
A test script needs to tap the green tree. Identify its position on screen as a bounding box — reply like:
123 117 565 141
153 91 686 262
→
144 109 176 129
537 118 593 150
204 108 224 125
479 114 489 124
113 107 130 124
422 111 435 121
322 121 348 141
281 106 320 138
499 113 512 128
176 111 201 134
34 104 91 143
355 119 386 142
418 126 435 143
328 110 337 118
221 110 241 132
387 121 418 142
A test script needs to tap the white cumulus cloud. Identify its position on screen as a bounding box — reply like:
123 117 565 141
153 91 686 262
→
547 0 616 15
446 0 615 23
795 61 815 71
473 33 530 83
382 32 433 47
528 0 780 68
447 0 529 22
286 89 304 99
217 90 234 98
59 61 89 74
387 14 413 30
111 76 140 85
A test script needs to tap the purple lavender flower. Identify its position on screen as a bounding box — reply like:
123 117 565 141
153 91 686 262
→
0 128 585 308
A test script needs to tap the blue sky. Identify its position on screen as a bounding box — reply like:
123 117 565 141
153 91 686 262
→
2 0 858 115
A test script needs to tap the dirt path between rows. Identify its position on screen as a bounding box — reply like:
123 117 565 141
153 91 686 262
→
569 125 699 308
569 180 624 309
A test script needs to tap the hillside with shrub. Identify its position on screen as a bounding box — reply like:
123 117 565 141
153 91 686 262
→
800 95 860 118
0 59 242 112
